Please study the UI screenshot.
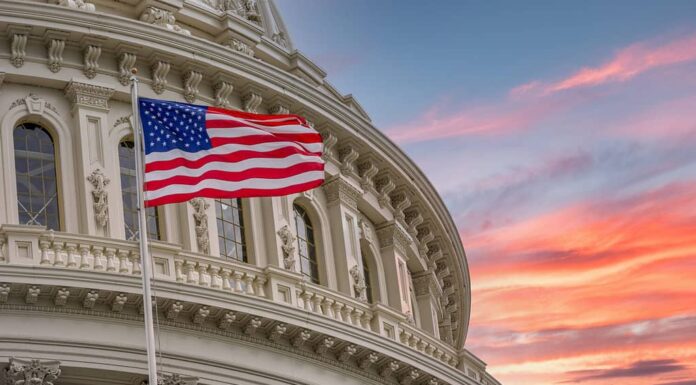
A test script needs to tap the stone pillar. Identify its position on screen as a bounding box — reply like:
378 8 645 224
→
323 176 363 296
64 80 115 237
5 357 61 385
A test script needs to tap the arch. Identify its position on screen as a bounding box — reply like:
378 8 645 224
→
1 99 78 232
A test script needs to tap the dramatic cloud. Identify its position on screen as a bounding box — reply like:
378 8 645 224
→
513 32 696 96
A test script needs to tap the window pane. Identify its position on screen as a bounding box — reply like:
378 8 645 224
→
14 123 60 230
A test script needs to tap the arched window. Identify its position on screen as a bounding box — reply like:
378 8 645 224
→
119 140 160 240
361 251 373 303
294 204 319 284
215 198 246 262
14 123 60 230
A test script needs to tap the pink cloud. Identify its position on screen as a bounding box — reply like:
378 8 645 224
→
516 32 696 96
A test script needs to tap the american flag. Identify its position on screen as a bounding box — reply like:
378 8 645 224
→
138 98 325 207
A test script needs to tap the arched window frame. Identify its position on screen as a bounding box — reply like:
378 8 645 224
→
117 137 162 241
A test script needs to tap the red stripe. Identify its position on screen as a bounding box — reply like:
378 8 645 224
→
144 179 324 207
145 162 325 191
209 133 322 147
145 146 319 173
207 106 307 126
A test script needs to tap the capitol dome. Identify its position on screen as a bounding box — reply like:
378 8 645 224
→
0 1 500 384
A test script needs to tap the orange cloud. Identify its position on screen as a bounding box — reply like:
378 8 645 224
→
514 32 696 96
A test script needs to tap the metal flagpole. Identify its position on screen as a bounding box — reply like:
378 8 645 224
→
129 68 159 385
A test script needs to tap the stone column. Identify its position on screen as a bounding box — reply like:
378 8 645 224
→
64 80 115 237
5 357 61 385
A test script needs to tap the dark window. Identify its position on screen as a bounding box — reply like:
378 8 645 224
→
362 251 373 303
14 123 60 230
119 140 160 240
294 204 319 283
215 198 246 262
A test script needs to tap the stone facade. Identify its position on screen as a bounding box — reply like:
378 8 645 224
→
0 1 500 385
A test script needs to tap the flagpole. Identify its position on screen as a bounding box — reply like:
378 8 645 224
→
130 68 159 385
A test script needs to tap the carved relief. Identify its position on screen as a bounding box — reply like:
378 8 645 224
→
118 52 137 86
87 169 110 228
213 81 234 107
189 198 210 254
5 358 61 385
10 33 27 68
183 70 203 103
349 265 367 302
140 7 191 36
223 38 255 57
46 38 66 73
83 45 101 79
57 0 96 11
151 60 171 94
277 225 296 270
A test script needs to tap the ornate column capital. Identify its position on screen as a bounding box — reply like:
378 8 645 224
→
322 176 363 210
64 80 115 111
5 357 61 385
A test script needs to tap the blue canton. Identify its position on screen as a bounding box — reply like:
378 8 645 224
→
138 98 212 155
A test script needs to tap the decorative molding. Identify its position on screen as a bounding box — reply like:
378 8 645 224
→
183 70 203 103
83 44 102 79
9 33 28 68
323 176 362 210
86 169 110 229
242 89 262 113
56 0 95 11
213 80 234 107
349 265 367 302
189 198 210 254
151 60 171 94
223 38 255 57
117 52 138 86
64 81 115 111
276 225 296 270
140 6 191 36
5 358 61 385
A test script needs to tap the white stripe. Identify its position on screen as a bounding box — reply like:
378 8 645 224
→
205 113 316 134
145 170 325 200
145 141 322 164
145 153 324 182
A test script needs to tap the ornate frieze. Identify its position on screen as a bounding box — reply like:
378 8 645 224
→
349 265 367 302
64 81 115 111
56 0 95 12
276 225 296 270
140 7 191 36
323 176 362 209
5 358 61 385
86 169 110 229
189 198 210 254
223 38 255 57
150 60 171 94
183 70 203 103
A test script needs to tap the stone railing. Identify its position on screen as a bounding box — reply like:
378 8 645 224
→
0 225 486 378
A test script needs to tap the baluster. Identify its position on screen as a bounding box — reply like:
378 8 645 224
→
243 273 255 295
92 246 105 270
78 245 91 269
105 247 116 271
65 243 78 267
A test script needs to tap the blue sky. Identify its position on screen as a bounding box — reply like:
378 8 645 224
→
276 2 696 385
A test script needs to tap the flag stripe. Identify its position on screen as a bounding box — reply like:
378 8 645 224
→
145 162 324 191
145 170 325 201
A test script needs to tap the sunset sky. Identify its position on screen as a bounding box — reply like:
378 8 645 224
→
276 1 696 384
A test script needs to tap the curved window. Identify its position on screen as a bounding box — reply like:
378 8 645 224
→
119 140 160 240
294 204 319 283
215 198 246 262
14 123 60 230
361 251 373 303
